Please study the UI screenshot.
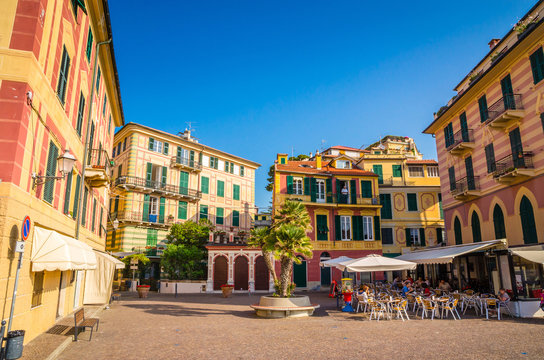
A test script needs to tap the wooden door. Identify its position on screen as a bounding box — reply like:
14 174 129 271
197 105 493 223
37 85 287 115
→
213 256 228 290
234 256 249 290
254 256 269 291
293 257 307 288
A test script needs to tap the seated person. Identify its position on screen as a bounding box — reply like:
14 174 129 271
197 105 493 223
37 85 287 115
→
421 283 431 296
415 277 424 287
498 288 510 302
438 280 452 292
401 282 413 297
425 277 431 287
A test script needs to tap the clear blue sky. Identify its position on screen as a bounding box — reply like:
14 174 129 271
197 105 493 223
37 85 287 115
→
109 0 536 210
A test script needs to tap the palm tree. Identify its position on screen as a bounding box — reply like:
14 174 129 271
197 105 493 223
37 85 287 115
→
273 200 312 231
248 227 277 283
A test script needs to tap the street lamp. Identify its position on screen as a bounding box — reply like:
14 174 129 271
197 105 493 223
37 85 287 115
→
32 149 76 188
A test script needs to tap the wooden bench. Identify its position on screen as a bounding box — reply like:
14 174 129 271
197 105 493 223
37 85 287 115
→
74 308 99 341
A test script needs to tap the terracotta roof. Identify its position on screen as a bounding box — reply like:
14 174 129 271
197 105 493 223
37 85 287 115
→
406 159 438 165
276 160 377 176
328 145 369 152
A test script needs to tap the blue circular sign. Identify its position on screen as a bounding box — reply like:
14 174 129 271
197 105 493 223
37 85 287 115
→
21 216 31 241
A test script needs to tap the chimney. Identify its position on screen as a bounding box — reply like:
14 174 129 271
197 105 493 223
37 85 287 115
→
184 129 191 140
316 150 322 169
488 38 501 50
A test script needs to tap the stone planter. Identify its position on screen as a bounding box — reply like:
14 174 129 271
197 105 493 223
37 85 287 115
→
137 286 150 298
221 286 234 298
250 295 320 318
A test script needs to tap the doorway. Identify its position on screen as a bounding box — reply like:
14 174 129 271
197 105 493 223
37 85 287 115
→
293 256 307 288
213 256 228 290
254 256 269 291
57 271 68 318
234 256 249 291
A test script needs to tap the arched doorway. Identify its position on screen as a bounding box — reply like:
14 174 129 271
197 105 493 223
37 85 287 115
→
234 256 249 290
520 196 538 244
320 252 331 286
213 256 228 290
254 256 269 291
471 211 481 243
454 217 462 245
493 204 506 239
293 256 307 288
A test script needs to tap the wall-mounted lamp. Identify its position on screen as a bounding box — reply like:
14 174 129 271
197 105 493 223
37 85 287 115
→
32 149 76 188
112 218 119 230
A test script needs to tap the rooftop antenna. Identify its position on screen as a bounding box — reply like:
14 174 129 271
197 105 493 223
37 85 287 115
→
291 146 294 159
320 139 326 152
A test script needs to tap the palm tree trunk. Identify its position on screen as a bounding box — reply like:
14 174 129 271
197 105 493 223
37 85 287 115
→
279 256 292 297
262 249 277 283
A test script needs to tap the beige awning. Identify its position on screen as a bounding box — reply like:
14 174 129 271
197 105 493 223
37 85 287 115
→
396 239 506 264
97 251 126 269
339 254 417 272
511 250 544 265
31 227 97 271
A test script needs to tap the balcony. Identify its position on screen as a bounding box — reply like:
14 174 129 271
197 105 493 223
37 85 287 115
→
286 193 380 207
113 211 174 228
450 176 481 201
492 152 535 184
171 156 202 172
447 129 475 156
380 177 416 187
311 240 381 251
485 94 525 128
85 149 112 187
114 175 201 201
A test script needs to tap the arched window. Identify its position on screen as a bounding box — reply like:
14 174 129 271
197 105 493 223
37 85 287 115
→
520 196 538 244
493 205 506 239
454 217 462 245
320 252 331 259
471 211 482 243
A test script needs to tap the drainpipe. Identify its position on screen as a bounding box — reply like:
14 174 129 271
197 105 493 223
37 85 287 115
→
75 38 112 240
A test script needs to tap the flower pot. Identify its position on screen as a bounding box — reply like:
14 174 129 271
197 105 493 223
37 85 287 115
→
137 286 150 298
221 286 233 298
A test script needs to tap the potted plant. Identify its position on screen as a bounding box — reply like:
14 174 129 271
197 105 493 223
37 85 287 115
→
137 285 150 298
220 284 234 298
514 15 538 37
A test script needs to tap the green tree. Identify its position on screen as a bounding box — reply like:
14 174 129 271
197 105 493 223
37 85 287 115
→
166 219 213 247
248 227 277 283
161 244 206 280
121 253 150 278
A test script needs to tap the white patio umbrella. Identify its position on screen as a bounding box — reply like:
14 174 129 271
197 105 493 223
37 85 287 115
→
336 254 417 272
319 256 353 268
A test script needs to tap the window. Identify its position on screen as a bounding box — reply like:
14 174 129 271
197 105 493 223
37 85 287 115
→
409 228 420 246
454 217 462 245
91 198 97 232
513 255 544 299
201 177 209 194
217 180 224 197
111 230 116 248
199 205 208 220
225 161 230 172
148 138 163 153
96 67 101 92
209 157 219 169
149 196 159 215
216 207 224 225
316 214 328 240
471 211 481 243
361 180 372 198
372 165 383 184
336 160 351 169
427 166 439 177
381 228 393 245
232 210 240 226
444 123 454 148
362 216 373 240
436 228 444 244
293 178 303 195
117 143 121 156
530 47 544 84
112 147 116 158
86 28 93 62
178 201 187 220
31 272 45 307
493 204 506 239
408 166 424 177
123 138 127 151
438 193 443 219
63 171 72 215
230 162 234 173
56 46 70 104
379 194 392 219
108 116 111 133
481 143 496 174
146 228 158 246
240 166 245 177
448 167 456 191
163 143 169 155
340 216 351 240
233 184 240 200
520 196 538 244
316 179 325 202
43 141 59 204
73 174 81 218
102 95 107 117
407 193 418 211
392 165 402 178
478 95 488 123
75 93 85 136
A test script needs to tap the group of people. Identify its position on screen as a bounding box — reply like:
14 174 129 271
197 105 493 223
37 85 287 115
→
390 276 454 297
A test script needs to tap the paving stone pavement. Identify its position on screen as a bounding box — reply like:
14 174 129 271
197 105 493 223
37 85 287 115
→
49 292 544 360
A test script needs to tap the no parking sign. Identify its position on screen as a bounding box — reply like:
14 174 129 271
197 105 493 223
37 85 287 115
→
17 216 31 253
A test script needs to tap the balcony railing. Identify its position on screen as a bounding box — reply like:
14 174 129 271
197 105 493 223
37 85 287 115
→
87 148 112 172
114 175 202 199
171 156 202 171
493 152 534 178
288 193 380 206
447 129 475 152
113 210 175 226
380 177 416 187
451 176 480 196
486 94 524 124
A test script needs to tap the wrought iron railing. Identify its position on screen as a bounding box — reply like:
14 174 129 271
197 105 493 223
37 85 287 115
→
87 148 112 173
114 175 201 198
447 129 474 151
171 156 202 170
492 152 534 178
451 176 480 196
380 177 416 187
486 94 523 123
113 210 174 225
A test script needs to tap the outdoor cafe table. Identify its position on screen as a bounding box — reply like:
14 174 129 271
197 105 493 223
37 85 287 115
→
376 298 401 319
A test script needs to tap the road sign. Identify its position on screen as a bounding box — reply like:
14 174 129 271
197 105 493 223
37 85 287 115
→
130 265 138 270
130 258 138 265
21 216 31 241
15 241 25 253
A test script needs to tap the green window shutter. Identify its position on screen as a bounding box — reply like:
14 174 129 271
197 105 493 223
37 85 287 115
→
230 163 234 173
233 184 240 200
286 175 293 194
493 205 506 239
316 215 328 241
374 216 381 241
240 166 244 176
217 180 224 197
310 178 317 202
179 171 189 195
161 167 167 187
350 179 357 204
436 228 443 244
176 146 182 163
81 187 88 226
465 156 475 190
63 171 72 214
178 201 188 220
56 46 70 104
361 180 372 198
471 212 481 243
485 144 496 173
443 127 450 149
190 150 195 167
326 178 333 203
198 152 203 165
438 193 443 219
280 158 286 164
216 207 224 225
405 228 412 246
335 180 342 203
232 210 240 226
335 215 341 240
99 207 103 236
86 28 93 61
448 167 456 191
96 67 101 92
304 177 310 195
91 198 97 231
147 229 158 246
200 205 208 220
148 138 154 150
373 165 383 184
407 193 418 211
419 228 425 246
478 95 488 123
352 216 360 241
460 112 469 142
146 163 153 187
530 47 544 84
225 161 229 172
142 194 150 221
159 197 165 224
43 141 59 204
520 196 538 244
509 127 524 167
454 218 462 245
380 194 392 219
102 95 107 116
114 195 119 213
201 176 209 194
392 165 402 178
163 142 169 155
76 93 85 136
72 174 81 219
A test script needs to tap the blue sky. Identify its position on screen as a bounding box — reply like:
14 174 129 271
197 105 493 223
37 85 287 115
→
109 0 536 209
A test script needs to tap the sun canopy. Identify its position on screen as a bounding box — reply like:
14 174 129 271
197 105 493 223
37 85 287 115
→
336 254 417 272
98 251 126 269
396 239 506 264
31 227 97 271
511 250 544 265
84 251 120 305
319 256 353 268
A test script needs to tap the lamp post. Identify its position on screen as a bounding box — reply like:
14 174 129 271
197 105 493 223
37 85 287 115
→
31 149 76 188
